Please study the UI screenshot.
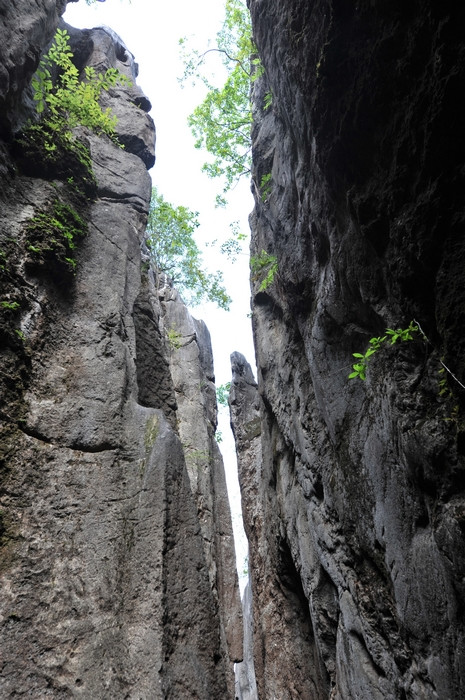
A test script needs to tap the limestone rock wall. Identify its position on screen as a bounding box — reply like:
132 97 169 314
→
234 581 258 700
0 3 240 697
0 0 67 137
232 2 465 699
159 279 243 673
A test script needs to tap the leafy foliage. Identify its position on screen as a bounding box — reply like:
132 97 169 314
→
18 27 129 186
166 327 182 350
206 220 247 263
349 321 419 380
219 224 247 261
31 28 128 140
260 172 272 202
0 301 20 311
25 200 87 272
384 325 418 344
146 188 231 310
17 120 96 192
216 382 231 406
263 89 273 110
250 249 278 291
181 0 257 196
14 26 131 222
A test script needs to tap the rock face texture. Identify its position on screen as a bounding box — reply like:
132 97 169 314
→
234 581 258 700
0 0 66 139
229 354 260 700
158 277 243 696
231 2 465 699
0 3 241 698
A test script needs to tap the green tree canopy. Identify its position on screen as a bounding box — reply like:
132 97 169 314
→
181 0 259 203
146 188 231 311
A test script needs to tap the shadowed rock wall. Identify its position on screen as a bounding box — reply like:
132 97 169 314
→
0 2 241 697
232 1 465 698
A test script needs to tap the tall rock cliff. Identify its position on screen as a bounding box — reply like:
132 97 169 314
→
0 2 241 697
232 1 465 699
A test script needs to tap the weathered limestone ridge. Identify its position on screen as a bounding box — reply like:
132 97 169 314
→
231 1 465 699
0 2 241 697
157 276 244 694
228 353 260 700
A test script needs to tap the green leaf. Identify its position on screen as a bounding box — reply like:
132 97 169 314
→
349 322 418 381
146 187 231 310
30 27 128 145
250 250 278 290
181 0 253 199
216 382 231 406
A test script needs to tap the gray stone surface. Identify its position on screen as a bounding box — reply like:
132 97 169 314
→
230 2 465 698
0 6 238 698
0 0 66 131
159 279 244 693
133 269 178 426
234 581 258 700
71 23 156 170
230 352 325 700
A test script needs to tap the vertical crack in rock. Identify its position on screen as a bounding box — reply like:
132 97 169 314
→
230 352 328 699
133 269 178 427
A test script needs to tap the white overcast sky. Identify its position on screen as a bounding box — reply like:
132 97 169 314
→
64 0 253 581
